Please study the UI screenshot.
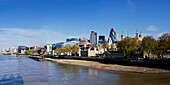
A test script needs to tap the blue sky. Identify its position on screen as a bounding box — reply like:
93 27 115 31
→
0 0 170 50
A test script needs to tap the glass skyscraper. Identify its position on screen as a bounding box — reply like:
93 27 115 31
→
109 28 118 43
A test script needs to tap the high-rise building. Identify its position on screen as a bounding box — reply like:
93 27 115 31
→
109 28 118 43
98 35 106 45
90 31 97 46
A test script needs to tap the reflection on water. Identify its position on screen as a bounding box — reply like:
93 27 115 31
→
119 72 170 85
0 55 170 85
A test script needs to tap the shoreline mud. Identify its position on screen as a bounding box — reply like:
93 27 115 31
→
44 58 170 74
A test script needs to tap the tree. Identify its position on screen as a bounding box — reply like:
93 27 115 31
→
102 43 109 51
141 36 157 58
25 50 32 54
157 33 170 58
32 50 38 53
25 50 37 54
117 37 141 57
64 46 71 55
71 45 79 56
55 48 62 55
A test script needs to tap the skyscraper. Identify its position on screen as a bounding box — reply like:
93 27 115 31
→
90 31 97 46
98 35 106 45
109 28 118 43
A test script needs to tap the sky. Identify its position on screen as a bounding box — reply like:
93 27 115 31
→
0 0 170 50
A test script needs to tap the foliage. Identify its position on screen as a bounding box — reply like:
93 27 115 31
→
54 48 62 54
71 45 79 54
117 37 141 56
54 45 79 56
157 33 170 57
25 50 32 53
141 36 157 58
25 50 37 53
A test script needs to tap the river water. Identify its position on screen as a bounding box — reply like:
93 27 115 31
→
0 55 170 85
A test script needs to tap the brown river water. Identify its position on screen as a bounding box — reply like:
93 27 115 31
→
0 55 170 85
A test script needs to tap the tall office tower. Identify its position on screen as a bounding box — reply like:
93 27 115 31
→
109 28 118 43
90 31 97 46
98 35 106 45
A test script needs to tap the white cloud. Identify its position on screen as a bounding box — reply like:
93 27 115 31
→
0 28 66 50
146 25 158 31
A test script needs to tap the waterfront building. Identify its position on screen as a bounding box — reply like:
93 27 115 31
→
46 44 57 55
79 37 104 57
98 35 106 45
55 42 78 49
90 31 97 46
46 41 78 55
18 46 29 54
78 45 104 57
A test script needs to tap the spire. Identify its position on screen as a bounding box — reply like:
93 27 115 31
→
127 31 129 38
136 29 139 38
121 30 124 40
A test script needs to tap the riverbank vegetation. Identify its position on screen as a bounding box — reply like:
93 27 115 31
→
54 45 79 56
117 33 170 58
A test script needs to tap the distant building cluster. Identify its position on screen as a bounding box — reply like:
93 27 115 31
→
6 28 144 57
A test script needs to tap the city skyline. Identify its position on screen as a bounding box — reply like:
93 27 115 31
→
0 0 170 50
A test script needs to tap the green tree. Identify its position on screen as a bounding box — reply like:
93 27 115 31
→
71 45 79 56
117 37 141 57
141 36 157 58
55 48 62 55
32 50 38 53
102 43 109 51
25 50 37 54
64 46 71 55
157 33 170 58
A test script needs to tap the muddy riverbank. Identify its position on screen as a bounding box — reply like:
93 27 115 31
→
44 58 170 74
